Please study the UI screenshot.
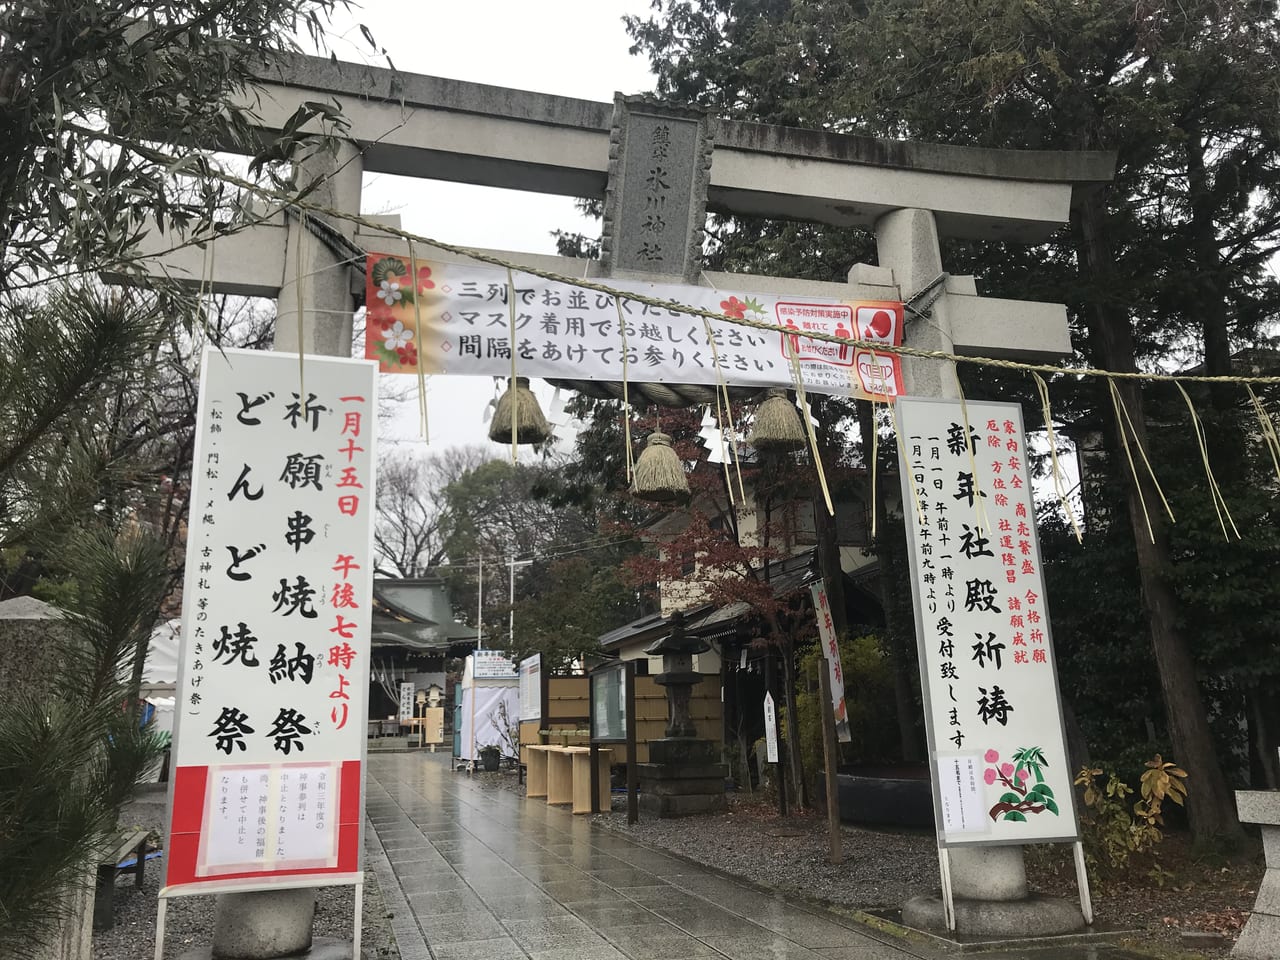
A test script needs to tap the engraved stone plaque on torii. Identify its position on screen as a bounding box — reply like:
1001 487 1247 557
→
104 51 1116 955
601 96 715 283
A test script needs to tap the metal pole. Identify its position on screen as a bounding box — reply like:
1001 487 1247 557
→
352 881 363 960
818 662 843 864
507 557 531 648
477 556 483 650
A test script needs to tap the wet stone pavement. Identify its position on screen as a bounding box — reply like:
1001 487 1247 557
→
366 753 1155 960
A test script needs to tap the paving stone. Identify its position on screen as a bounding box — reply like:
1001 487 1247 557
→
484 895 572 920
537 879 621 903
398 873 472 895
587 868 661 887
649 905 769 938
619 883 676 903
504 915 598 949
429 937 529 960
701 935 824 960
419 911 508 944
567 901 660 927
527 943 628 960
750 915 865 948
401 889 485 916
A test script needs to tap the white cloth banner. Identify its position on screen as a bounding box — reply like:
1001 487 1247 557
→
364 254 905 400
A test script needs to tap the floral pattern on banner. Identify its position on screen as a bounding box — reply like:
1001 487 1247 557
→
365 255 426 372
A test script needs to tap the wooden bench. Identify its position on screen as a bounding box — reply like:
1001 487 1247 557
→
93 828 149 931
524 744 558 799
527 745 611 814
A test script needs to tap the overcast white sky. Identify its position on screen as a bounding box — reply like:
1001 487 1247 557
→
324 1 657 453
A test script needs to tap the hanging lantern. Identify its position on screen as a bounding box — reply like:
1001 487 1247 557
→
487 376 550 445
631 431 690 504
748 388 805 450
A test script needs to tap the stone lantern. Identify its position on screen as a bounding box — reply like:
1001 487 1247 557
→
636 611 727 817
645 611 707 738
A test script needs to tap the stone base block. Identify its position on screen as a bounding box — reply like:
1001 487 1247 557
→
902 893 1085 938
636 738 726 818
180 939 366 960
647 738 720 765
634 762 728 781
638 792 727 817
643 778 726 796
211 889 315 958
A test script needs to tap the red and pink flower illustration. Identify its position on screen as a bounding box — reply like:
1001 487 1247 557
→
982 747 1060 823
720 296 747 319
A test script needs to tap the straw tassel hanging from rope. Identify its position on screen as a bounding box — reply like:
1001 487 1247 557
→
748 388 806 450
488 267 550 448
488 376 550 445
631 413 690 504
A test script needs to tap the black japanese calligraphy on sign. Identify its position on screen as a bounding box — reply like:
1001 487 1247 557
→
213 623 260 667
284 393 328 431
210 707 254 754
896 399 1079 844
269 642 316 685
268 708 312 754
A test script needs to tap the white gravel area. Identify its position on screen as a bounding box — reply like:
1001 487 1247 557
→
92 792 399 960
591 800 940 909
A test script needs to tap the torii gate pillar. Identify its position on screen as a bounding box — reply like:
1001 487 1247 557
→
875 208 958 400
876 207 1084 936
274 141 363 356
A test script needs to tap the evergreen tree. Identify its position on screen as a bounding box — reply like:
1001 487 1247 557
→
626 0 1280 842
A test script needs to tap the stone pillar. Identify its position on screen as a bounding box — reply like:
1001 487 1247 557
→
874 207 958 401
1234 791 1280 959
274 140 363 357
206 141 363 960
876 208 1084 938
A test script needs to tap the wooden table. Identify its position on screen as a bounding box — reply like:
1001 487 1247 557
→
524 744 558 799
546 747 575 806
569 747 611 815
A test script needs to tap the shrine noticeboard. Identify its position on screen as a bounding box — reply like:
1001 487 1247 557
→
519 654 541 722
164 348 377 892
364 253 905 401
894 397 1079 847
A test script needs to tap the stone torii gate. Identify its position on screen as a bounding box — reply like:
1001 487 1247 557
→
118 52 1114 956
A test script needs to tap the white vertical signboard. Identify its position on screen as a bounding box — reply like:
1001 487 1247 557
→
763 692 779 764
894 398 1079 846
164 348 377 892
519 654 542 721
398 682 415 722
